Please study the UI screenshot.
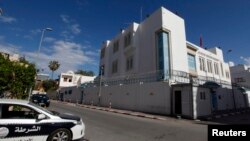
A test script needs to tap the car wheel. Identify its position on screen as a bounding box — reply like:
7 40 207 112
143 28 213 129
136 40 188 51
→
47 128 72 141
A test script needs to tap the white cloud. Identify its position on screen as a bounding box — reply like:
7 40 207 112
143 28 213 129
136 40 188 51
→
240 56 250 66
23 40 97 74
60 15 70 23
43 37 56 43
71 24 81 34
60 15 81 40
228 61 235 67
0 42 21 55
0 16 17 23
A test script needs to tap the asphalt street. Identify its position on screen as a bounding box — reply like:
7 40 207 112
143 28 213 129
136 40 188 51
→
49 102 207 141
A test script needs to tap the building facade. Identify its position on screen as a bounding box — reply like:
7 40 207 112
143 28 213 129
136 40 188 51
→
59 71 96 88
100 7 231 86
62 7 249 119
230 64 250 88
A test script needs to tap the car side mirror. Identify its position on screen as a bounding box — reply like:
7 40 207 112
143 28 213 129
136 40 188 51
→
37 114 46 121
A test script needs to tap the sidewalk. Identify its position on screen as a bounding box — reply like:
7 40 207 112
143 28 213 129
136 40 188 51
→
199 108 250 121
52 100 250 122
52 100 168 121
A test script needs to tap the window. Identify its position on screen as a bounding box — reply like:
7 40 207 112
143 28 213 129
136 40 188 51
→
188 54 196 71
235 77 245 82
220 63 224 77
68 90 72 94
124 32 132 47
126 56 133 71
200 92 206 100
113 40 119 53
99 65 105 76
68 79 72 82
214 62 219 75
112 60 118 74
156 31 170 80
207 60 213 73
65 91 68 94
63 77 67 82
1 104 38 119
199 57 206 72
101 48 105 59
226 71 230 79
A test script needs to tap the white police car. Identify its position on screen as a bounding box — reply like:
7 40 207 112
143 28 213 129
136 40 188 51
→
0 99 85 141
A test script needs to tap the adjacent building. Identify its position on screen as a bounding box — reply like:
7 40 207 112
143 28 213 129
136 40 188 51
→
59 71 95 88
230 64 250 88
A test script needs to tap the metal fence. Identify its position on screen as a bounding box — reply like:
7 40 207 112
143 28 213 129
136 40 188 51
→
80 69 232 88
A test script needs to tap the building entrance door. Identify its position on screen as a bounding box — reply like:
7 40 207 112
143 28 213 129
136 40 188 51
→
175 90 182 115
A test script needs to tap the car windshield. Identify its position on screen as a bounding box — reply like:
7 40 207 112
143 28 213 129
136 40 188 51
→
29 102 54 115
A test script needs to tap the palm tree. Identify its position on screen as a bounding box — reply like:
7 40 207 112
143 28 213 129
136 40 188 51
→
48 60 60 79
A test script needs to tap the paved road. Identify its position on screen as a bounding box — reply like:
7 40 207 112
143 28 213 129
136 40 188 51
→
49 102 207 141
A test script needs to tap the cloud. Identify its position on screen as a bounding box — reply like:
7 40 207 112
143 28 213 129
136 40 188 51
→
60 15 70 23
240 56 250 66
228 61 235 67
60 15 81 40
0 42 21 55
43 37 56 43
71 24 81 34
0 15 17 23
23 40 98 74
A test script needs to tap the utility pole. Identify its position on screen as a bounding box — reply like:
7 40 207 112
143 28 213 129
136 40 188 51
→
98 66 104 106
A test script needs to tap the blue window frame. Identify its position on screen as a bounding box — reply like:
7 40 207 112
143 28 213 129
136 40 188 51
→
157 31 170 80
188 54 196 71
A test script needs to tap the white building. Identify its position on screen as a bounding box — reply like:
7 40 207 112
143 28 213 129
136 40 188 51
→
59 71 96 88
230 64 250 88
100 7 231 85
63 7 249 119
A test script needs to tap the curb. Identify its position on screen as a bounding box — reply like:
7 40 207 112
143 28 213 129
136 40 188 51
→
54 101 167 121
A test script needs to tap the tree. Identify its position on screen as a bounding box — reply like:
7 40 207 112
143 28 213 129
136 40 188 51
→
0 54 36 99
42 79 58 92
48 60 60 79
75 70 95 76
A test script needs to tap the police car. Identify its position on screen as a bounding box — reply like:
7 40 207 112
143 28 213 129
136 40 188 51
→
0 99 85 141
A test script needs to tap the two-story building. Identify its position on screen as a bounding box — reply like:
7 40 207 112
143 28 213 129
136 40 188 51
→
73 7 248 119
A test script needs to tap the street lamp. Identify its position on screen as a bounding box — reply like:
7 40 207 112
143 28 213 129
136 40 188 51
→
37 27 53 70
225 49 236 110
28 28 52 101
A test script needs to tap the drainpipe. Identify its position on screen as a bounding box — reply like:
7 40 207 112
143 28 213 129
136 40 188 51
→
232 85 236 110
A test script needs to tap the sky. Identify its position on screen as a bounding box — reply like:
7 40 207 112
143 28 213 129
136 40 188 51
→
0 0 250 77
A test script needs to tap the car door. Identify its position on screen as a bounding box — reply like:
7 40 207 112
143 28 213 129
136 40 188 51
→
0 103 46 141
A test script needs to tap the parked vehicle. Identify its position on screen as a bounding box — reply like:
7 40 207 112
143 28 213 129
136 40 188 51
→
31 94 50 107
0 99 85 141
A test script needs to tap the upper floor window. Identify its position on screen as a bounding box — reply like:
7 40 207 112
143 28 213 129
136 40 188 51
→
220 63 224 77
188 54 196 71
63 77 67 82
214 62 219 75
226 71 230 79
112 60 118 74
101 48 105 59
207 60 213 73
113 40 119 53
126 56 133 71
199 57 206 72
124 32 132 47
